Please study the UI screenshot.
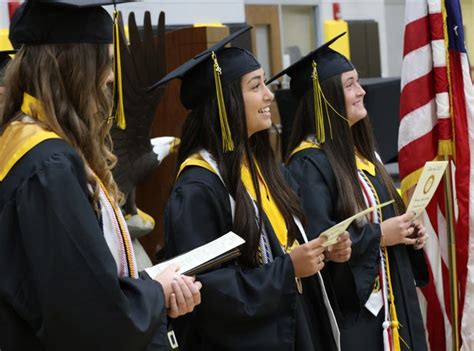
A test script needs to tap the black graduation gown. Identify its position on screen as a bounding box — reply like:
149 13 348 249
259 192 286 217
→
164 165 338 351
287 148 428 351
0 139 168 351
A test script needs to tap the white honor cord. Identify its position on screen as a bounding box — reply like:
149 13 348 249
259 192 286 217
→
380 248 391 351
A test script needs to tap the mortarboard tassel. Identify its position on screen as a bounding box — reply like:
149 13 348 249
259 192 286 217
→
312 60 352 144
112 8 126 130
311 61 331 144
211 51 234 152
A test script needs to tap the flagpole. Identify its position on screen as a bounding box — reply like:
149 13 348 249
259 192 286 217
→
443 156 460 351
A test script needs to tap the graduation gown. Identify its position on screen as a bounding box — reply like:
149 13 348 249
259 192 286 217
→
0 137 168 351
287 147 428 351
165 164 338 351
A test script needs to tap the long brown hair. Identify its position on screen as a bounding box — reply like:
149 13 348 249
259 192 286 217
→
1 43 122 206
178 78 305 267
286 74 405 221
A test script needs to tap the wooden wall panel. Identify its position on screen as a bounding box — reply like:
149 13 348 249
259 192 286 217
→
245 5 282 76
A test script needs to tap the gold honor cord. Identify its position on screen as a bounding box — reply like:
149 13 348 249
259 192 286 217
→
383 245 409 351
93 174 136 278
211 51 234 152
112 9 126 130
311 61 350 144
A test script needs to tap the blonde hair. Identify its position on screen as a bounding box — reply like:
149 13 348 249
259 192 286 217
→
1 43 123 206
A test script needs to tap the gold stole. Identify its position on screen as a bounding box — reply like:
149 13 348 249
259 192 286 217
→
179 154 299 251
288 139 320 160
179 153 302 292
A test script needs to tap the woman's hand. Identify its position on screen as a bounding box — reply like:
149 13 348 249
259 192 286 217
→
153 264 180 307
289 236 326 278
411 219 428 250
325 232 352 262
153 264 202 317
167 276 202 318
380 212 417 246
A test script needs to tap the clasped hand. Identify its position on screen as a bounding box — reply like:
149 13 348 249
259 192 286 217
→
153 264 202 318
289 236 326 278
380 212 428 249
324 232 352 263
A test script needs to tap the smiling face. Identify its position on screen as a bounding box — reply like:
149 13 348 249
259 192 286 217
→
341 69 367 126
241 67 274 137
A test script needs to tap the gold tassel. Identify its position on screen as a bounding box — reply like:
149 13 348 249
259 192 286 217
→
211 51 234 152
311 60 353 144
438 139 453 156
383 246 402 351
312 61 326 144
112 9 126 130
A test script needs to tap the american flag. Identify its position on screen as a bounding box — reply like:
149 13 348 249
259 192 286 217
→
398 0 474 350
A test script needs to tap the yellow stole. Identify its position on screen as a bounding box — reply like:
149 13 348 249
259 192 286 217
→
0 123 60 181
179 153 293 249
21 92 48 122
288 139 321 160
178 153 216 176
240 161 289 248
0 93 60 181
355 152 376 176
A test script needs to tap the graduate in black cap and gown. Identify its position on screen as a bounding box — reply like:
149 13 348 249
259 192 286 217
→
0 2 201 350
151 26 344 351
267 33 429 350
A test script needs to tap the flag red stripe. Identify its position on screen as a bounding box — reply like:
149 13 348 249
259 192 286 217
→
425 191 452 323
438 119 453 140
400 73 435 118
449 50 470 324
399 67 449 122
399 130 438 179
434 66 449 94
421 265 447 351
403 13 444 56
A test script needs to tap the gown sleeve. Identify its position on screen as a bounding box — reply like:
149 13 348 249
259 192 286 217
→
14 151 168 350
287 152 381 305
164 167 299 350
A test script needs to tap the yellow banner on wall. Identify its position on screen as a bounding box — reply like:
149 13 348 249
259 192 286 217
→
323 20 350 59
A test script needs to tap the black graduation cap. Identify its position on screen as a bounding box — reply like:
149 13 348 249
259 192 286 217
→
267 33 353 144
9 0 134 130
9 0 130 46
267 32 353 98
149 26 260 110
149 26 260 152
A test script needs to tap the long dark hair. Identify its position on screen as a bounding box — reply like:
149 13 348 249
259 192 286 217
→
286 74 405 221
178 79 305 267
1 43 122 206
